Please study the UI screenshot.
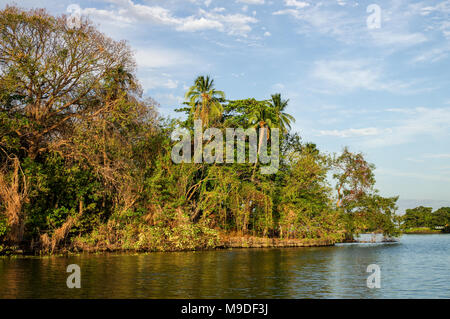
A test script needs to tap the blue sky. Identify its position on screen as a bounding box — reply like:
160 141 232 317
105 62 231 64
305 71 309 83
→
3 0 450 209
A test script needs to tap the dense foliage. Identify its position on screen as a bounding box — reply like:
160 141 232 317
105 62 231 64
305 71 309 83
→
401 206 450 233
0 7 400 254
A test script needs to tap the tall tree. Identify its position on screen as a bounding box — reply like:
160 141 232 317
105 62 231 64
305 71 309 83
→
0 6 135 160
248 101 275 155
333 148 376 208
269 93 295 134
185 75 225 127
0 6 143 245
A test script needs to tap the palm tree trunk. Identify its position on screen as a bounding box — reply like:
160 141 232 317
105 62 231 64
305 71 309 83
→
252 122 266 180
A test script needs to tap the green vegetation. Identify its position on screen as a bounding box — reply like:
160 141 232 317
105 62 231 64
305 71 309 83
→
0 7 400 254
401 206 450 233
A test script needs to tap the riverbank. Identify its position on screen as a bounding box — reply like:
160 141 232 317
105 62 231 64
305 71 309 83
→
0 235 337 256
221 236 336 248
5 230 421 256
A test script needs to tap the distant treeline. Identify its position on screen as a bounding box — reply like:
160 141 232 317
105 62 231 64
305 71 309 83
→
401 207 450 233
0 7 400 254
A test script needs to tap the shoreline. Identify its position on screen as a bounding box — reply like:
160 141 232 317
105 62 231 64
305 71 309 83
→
0 236 337 257
7 233 450 257
220 236 336 249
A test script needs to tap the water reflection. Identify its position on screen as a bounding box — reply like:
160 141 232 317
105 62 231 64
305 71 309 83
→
0 235 449 298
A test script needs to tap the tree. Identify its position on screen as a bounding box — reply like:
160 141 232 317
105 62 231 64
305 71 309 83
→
278 148 340 240
0 6 135 160
401 206 450 233
268 93 295 134
346 193 399 237
433 207 450 230
0 6 149 247
333 147 376 208
248 100 275 156
332 148 399 238
185 75 225 127
402 206 433 229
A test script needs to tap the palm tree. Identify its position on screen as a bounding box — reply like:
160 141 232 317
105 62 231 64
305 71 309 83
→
269 93 295 134
185 75 225 127
248 101 275 157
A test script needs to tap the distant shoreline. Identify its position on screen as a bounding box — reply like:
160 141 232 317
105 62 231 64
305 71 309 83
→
402 227 446 234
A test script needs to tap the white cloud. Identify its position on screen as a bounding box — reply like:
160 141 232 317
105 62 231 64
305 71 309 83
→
236 0 265 4
82 7 133 25
154 93 184 105
196 9 258 36
314 106 450 148
408 1 450 16
424 154 450 159
273 9 300 18
369 31 427 47
231 72 245 78
386 108 415 114
313 60 378 91
134 48 196 69
273 4 358 41
407 1 450 38
411 46 450 64
285 0 309 9
274 0 429 48
311 60 416 93
365 107 450 147
140 76 179 90
133 47 202 91
405 158 425 163
83 0 257 36
318 127 388 138
176 16 223 32
377 168 450 183
439 21 450 38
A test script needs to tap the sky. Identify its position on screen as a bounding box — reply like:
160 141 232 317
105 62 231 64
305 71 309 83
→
2 0 450 211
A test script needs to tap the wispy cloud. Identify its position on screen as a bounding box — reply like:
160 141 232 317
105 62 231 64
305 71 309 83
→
365 107 450 147
424 153 450 159
273 3 358 41
406 154 450 163
83 0 258 36
405 157 425 163
273 0 430 48
236 0 265 4
377 168 450 183
313 106 450 148
139 75 179 90
134 48 198 69
318 127 389 138
310 59 419 93
369 31 427 47
411 46 450 64
285 0 310 9
408 0 450 38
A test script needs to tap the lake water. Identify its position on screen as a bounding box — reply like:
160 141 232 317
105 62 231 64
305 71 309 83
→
0 234 449 298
